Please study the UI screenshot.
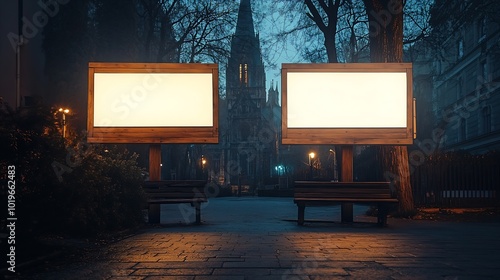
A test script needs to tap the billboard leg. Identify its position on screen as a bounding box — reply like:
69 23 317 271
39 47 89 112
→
147 144 162 223
149 144 161 181
341 145 353 223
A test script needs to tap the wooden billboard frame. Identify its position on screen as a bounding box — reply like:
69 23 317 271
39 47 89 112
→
87 62 219 144
281 63 413 145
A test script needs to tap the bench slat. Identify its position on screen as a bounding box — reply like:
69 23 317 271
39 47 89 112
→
148 198 207 204
144 188 205 193
294 181 390 186
147 193 206 200
294 198 399 203
143 180 206 187
295 188 392 196
294 193 392 200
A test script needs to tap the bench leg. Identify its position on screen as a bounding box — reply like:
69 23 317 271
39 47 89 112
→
298 204 305 226
193 202 201 225
341 203 353 223
377 204 388 226
149 204 161 224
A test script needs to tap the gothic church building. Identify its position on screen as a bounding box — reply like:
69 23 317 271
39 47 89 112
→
218 0 281 189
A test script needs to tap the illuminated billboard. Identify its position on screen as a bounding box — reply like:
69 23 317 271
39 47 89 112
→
87 63 218 143
281 63 414 145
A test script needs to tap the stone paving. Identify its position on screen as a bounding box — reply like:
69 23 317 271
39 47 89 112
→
18 197 500 279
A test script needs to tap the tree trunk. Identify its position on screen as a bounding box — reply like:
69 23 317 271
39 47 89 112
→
363 0 415 216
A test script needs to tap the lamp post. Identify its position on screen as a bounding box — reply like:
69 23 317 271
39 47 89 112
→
308 152 315 180
58 108 70 138
201 155 207 180
329 148 338 181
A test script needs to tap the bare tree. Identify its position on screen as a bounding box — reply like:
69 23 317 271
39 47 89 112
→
258 0 432 65
137 0 237 63
302 0 342 62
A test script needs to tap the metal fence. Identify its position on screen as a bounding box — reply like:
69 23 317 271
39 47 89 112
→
411 152 500 208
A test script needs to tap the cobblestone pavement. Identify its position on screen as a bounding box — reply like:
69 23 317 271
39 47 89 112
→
17 197 500 279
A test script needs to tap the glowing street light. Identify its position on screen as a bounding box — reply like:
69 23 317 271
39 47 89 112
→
58 108 70 138
308 152 315 164
201 155 207 180
308 152 315 180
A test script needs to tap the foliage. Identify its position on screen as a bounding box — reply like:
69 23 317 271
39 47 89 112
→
1 105 145 237
58 143 146 236
0 104 66 235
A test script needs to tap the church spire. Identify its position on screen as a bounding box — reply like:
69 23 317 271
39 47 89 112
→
227 0 266 96
235 0 255 38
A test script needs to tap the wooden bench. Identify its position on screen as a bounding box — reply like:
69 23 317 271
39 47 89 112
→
294 181 398 226
142 180 208 224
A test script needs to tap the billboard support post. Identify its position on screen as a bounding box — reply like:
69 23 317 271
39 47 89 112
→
148 144 161 223
341 145 354 223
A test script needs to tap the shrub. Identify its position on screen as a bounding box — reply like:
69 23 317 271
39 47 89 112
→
1 104 145 238
59 143 146 236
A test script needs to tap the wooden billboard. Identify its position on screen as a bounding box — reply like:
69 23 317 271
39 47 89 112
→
87 63 218 143
281 63 414 145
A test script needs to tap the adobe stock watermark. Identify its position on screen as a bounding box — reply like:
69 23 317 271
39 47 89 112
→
95 71 164 126
384 73 499 185
236 125 276 163
6 165 17 273
7 0 71 52
178 125 276 223
177 158 244 224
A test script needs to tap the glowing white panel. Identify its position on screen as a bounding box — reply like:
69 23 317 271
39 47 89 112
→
93 73 213 127
287 72 407 128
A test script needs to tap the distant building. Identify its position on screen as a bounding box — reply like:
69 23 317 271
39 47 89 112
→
416 0 500 153
213 0 281 188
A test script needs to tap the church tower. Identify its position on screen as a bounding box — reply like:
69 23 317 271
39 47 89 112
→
226 0 266 101
224 0 278 189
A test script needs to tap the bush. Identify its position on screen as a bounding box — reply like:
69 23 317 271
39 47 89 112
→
1 104 145 238
58 143 146 235
1 105 67 237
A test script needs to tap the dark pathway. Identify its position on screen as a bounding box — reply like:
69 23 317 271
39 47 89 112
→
18 197 500 279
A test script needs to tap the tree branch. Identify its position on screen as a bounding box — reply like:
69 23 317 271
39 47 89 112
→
304 0 327 33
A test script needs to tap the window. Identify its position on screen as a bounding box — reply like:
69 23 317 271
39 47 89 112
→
457 38 464 59
239 63 248 86
482 106 491 134
239 64 242 82
244 63 248 85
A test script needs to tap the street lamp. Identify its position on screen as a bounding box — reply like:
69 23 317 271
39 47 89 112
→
201 155 207 180
58 108 70 138
308 152 315 180
329 148 338 181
